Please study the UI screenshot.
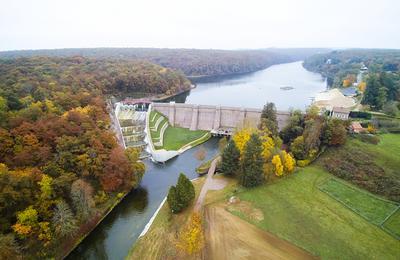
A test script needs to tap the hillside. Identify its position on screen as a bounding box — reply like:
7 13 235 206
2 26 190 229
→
0 56 189 258
0 48 328 78
303 49 400 86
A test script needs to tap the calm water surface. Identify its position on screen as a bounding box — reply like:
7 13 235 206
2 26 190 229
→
68 61 325 259
183 61 327 110
68 139 219 260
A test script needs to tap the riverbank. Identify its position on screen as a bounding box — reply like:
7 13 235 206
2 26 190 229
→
127 177 206 259
186 61 292 83
62 192 129 258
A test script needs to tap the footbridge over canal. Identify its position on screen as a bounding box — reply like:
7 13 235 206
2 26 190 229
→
152 102 291 135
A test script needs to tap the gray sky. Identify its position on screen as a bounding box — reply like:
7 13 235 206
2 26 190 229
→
0 0 399 51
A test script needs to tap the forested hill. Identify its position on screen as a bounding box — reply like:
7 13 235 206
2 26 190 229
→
0 56 189 258
0 48 328 78
303 49 400 86
303 49 400 111
0 57 191 99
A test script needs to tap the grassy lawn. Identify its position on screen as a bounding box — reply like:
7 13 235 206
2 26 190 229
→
163 126 209 150
227 166 400 259
384 209 400 239
319 178 399 225
366 134 400 178
319 134 400 202
149 110 210 151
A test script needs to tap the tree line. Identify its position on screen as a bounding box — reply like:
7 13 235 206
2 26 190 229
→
0 48 300 78
220 103 348 187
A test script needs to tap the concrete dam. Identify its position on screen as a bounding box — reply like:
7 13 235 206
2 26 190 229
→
152 102 291 132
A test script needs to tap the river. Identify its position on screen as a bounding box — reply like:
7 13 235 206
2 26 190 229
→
68 61 326 259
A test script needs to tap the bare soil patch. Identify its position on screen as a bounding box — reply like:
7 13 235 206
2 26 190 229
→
204 203 316 260
227 201 264 222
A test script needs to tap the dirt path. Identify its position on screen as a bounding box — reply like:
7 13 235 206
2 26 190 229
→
194 157 226 212
204 203 317 260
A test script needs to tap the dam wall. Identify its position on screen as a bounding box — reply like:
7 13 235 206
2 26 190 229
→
152 102 291 131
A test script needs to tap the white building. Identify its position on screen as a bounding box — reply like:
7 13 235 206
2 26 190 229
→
330 107 350 120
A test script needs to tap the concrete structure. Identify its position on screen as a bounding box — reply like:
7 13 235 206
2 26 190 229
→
330 106 350 120
152 102 290 133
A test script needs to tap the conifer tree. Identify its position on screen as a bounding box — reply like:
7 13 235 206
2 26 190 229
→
240 133 264 187
167 185 182 213
220 139 240 176
177 173 195 208
261 102 278 136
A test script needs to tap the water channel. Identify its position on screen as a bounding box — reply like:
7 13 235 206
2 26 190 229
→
68 61 327 259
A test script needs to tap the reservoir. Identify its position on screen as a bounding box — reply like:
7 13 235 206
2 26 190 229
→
68 61 326 259
176 61 327 110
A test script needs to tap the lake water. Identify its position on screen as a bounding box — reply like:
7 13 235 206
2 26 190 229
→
68 61 326 260
174 61 327 110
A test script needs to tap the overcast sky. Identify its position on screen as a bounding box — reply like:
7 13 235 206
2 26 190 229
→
0 0 399 51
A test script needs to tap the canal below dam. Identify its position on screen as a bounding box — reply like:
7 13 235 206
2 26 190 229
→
68 61 326 259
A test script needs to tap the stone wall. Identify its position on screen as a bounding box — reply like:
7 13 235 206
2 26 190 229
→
153 102 291 131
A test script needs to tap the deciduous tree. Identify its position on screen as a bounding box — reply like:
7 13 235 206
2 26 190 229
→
272 155 284 176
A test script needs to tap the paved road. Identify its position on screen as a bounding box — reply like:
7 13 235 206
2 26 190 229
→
194 156 226 212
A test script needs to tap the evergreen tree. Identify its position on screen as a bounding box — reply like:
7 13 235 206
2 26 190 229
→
177 173 195 208
240 133 264 187
220 139 240 176
167 186 182 213
168 173 195 213
260 102 278 136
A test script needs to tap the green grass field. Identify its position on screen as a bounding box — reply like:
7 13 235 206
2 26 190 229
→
163 126 209 150
229 166 400 259
149 110 210 151
384 209 400 239
319 178 399 225
370 134 400 177
351 134 400 178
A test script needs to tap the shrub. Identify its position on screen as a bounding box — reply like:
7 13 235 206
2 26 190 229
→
321 145 400 202
297 159 310 167
358 134 380 145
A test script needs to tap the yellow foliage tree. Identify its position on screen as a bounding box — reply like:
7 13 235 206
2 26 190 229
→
232 127 256 155
272 154 283 177
358 82 367 92
282 151 295 173
260 135 275 161
177 212 204 255
367 124 376 134
12 206 38 239
38 174 53 199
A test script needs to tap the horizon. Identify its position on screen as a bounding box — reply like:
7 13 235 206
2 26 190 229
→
1 46 400 53
1 0 399 52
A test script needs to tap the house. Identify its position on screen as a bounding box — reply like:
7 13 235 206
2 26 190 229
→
330 107 350 120
350 121 364 133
